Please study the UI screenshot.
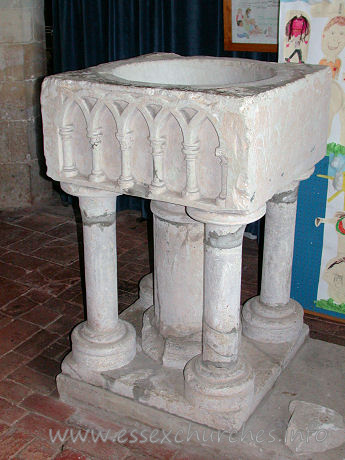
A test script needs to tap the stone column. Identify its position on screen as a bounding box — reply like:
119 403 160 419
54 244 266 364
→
0 0 52 206
141 201 204 369
70 191 136 371
242 185 304 343
184 207 265 412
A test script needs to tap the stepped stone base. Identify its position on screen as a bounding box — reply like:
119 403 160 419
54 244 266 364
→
58 287 309 432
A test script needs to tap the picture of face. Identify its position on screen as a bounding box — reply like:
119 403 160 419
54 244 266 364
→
322 17 345 62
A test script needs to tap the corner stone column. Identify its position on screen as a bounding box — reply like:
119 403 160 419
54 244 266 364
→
69 191 136 371
242 185 304 343
142 201 204 369
183 206 265 412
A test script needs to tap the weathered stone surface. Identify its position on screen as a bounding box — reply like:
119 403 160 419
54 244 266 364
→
0 163 31 207
41 54 331 214
285 400 345 454
0 8 34 44
0 0 50 207
42 54 331 436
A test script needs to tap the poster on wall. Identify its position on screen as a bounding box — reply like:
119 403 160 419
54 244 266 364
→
223 0 278 51
279 0 345 321
231 0 279 44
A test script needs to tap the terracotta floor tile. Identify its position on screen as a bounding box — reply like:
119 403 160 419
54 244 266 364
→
42 342 70 361
0 352 28 380
20 305 61 327
15 329 59 358
27 355 62 378
0 261 27 282
47 315 79 336
57 284 84 305
0 222 32 247
0 319 39 355
32 240 79 266
8 233 56 255
1 295 37 317
0 313 13 330
64 435 131 460
0 251 47 271
42 298 82 318
16 213 69 233
9 366 56 395
25 288 53 305
66 408 123 434
0 429 33 460
0 278 29 308
13 413 67 443
47 221 78 240
13 437 60 460
20 393 76 423
0 208 31 223
0 397 27 424
54 449 90 459
0 379 32 403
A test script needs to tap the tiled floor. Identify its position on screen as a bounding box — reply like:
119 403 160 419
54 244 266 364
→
0 203 342 459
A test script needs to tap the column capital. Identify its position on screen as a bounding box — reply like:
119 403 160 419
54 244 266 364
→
186 206 266 226
60 183 119 199
151 200 194 224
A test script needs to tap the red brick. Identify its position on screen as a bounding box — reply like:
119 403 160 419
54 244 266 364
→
25 289 52 305
0 278 29 307
14 413 67 443
0 429 33 459
0 397 27 424
0 352 27 380
20 305 61 327
27 355 62 378
32 240 79 266
0 313 12 330
64 435 130 460
1 295 37 317
0 222 32 247
0 379 31 403
8 233 56 255
42 342 70 361
67 409 122 434
54 449 90 460
16 213 68 233
46 221 78 239
21 394 75 422
42 297 82 318
15 329 59 358
47 316 79 336
9 366 56 395
0 319 39 355
14 437 60 459
0 262 27 282
0 251 47 271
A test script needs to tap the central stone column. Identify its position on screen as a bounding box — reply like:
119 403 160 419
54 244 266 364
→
69 192 136 371
142 201 204 368
183 207 265 413
242 184 304 343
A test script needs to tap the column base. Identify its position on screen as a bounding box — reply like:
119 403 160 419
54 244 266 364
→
184 355 254 413
58 292 309 432
242 296 304 344
70 319 136 372
142 306 201 369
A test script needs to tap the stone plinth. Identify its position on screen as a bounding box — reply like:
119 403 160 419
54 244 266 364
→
41 54 331 432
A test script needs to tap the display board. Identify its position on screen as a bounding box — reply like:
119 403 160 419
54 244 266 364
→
224 0 279 52
279 0 345 322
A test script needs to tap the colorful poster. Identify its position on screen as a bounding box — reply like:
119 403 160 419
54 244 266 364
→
232 0 279 44
279 0 345 320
